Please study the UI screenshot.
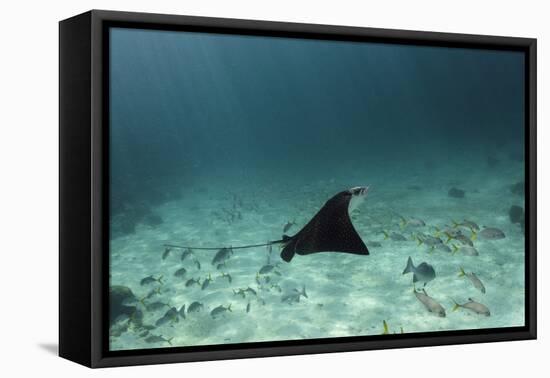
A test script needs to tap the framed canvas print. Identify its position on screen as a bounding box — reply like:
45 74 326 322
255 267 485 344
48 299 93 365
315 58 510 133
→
59 10 536 368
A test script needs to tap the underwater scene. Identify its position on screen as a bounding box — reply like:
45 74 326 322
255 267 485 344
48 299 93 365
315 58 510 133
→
108 27 526 351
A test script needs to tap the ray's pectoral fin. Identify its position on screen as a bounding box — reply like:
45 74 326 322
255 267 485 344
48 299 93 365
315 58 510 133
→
279 188 370 263
280 235 296 263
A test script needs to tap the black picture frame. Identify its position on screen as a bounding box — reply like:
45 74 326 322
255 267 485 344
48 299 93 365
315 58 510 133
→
59 9 537 368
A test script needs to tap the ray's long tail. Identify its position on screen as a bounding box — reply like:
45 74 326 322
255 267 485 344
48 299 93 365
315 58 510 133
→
163 240 285 251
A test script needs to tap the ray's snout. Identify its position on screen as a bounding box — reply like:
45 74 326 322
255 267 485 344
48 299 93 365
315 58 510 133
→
349 186 369 196
347 186 368 214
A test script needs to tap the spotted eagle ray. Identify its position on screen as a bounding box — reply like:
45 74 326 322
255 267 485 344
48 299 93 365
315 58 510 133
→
164 186 370 263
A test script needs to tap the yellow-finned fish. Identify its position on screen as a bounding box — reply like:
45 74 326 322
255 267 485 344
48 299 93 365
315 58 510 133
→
452 298 490 316
382 320 389 335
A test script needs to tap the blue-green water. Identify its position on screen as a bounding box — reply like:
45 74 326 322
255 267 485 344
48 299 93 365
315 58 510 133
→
108 27 526 351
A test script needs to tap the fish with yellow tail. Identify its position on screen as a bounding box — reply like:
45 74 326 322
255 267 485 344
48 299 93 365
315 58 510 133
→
381 320 389 335
381 320 404 334
452 244 479 256
452 298 491 316
452 219 480 232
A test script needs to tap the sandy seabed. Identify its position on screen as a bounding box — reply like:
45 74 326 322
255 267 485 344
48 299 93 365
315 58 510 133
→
109 160 525 351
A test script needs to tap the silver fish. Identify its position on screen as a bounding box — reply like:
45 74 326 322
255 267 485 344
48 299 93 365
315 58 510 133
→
140 275 163 286
367 241 382 248
435 243 452 253
164 307 179 319
185 278 201 287
210 304 232 318
146 301 169 311
174 267 187 278
283 220 296 233
180 248 194 261
201 274 213 290
259 264 275 274
454 234 474 247
145 335 173 345
187 301 203 313
455 245 479 256
401 216 426 228
281 286 308 304
144 287 161 300
233 288 246 298
417 234 443 247
212 247 232 265
453 298 490 316
453 219 480 231
440 227 462 239
154 315 171 327
155 308 179 327
245 287 257 296
458 267 486 293
384 231 407 241
220 272 232 283
414 289 446 317
479 227 506 240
